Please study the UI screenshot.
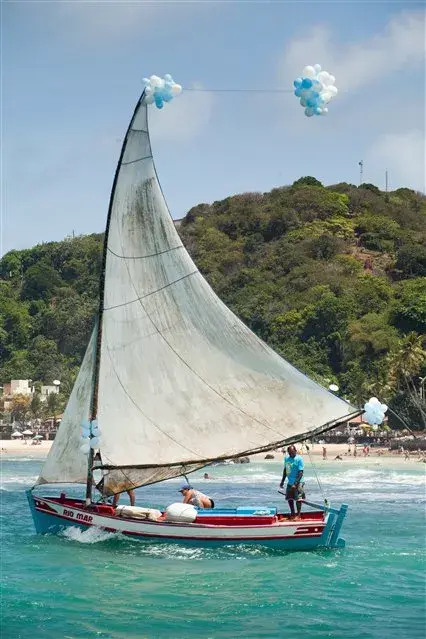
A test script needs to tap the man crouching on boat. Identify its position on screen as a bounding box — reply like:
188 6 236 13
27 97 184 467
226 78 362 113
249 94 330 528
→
280 445 305 519
179 485 214 509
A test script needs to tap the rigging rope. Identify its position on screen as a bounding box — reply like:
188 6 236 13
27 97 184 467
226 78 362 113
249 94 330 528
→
303 441 328 505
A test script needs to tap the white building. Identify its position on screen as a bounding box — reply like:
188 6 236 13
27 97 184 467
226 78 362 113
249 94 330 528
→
2 380 34 396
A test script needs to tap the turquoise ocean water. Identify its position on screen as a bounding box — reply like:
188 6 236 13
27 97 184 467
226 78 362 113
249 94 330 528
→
1 456 425 639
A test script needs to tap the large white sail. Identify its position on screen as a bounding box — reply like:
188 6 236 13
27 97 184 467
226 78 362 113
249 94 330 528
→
94 96 358 494
37 93 359 494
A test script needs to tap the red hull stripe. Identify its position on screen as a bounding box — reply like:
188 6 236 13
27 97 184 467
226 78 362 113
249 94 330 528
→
36 499 325 531
34 505 324 541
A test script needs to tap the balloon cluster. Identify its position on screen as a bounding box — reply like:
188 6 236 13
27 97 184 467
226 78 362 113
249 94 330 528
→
141 74 182 109
363 397 388 428
293 64 338 117
80 419 101 455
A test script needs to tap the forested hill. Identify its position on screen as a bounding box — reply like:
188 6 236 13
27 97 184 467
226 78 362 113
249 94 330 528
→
1 177 425 427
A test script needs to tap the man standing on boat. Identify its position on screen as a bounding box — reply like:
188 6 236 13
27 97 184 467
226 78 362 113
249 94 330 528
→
280 445 305 519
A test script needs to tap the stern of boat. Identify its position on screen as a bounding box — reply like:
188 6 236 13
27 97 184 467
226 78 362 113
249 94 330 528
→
310 501 348 549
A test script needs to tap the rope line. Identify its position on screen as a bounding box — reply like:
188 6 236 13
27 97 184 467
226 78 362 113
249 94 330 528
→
304 442 327 504
122 154 152 166
107 244 184 260
185 88 294 93
103 270 198 310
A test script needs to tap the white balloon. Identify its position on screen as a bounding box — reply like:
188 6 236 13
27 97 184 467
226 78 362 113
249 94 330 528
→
317 71 330 84
143 94 155 105
321 107 328 115
90 437 100 449
150 75 164 88
302 65 316 78
328 74 336 85
314 64 322 74
171 83 182 95
80 442 90 455
369 397 380 405
320 91 332 104
328 85 338 96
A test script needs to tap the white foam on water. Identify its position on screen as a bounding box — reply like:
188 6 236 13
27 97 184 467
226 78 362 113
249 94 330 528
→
61 526 118 544
0 475 39 489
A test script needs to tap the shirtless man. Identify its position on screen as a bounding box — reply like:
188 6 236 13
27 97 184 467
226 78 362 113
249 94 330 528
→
179 485 214 509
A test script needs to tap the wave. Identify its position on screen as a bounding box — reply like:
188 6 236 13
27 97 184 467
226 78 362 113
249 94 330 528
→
60 526 119 544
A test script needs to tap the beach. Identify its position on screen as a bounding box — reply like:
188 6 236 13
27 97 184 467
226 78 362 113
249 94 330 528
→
2 439 424 467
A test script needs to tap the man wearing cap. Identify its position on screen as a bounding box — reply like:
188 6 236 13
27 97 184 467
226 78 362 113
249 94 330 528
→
279 445 305 519
179 484 214 509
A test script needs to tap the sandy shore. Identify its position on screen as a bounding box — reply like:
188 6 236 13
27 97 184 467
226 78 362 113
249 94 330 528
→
1 440 425 467
0 439 53 457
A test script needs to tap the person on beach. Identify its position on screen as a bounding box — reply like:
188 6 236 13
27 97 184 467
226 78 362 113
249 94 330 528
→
322 446 327 460
203 472 212 480
113 489 136 508
279 445 305 519
179 485 214 509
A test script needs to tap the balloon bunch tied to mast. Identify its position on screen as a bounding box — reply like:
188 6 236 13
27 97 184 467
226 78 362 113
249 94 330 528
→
363 397 388 430
293 64 338 117
141 74 182 109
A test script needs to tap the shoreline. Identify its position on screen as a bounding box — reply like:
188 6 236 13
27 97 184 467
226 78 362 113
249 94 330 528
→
1 440 425 467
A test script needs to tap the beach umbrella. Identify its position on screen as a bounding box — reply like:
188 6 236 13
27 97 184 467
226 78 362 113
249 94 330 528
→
23 429 33 436
11 431 23 437
33 434 43 440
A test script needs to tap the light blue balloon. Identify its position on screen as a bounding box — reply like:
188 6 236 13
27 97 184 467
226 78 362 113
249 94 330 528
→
314 106 322 115
300 97 307 107
164 74 173 82
306 98 316 108
304 107 314 117
311 91 320 100
294 88 302 97
155 95 164 109
293 78 303 88
302 78 313 89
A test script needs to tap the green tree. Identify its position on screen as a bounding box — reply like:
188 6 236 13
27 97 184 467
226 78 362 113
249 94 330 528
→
386 333 426 428
292 176 323 188
391 279 426 333
29 337 64 383
395 245 426 278
10 394 31 428
29 392 43 422
21 263 62 301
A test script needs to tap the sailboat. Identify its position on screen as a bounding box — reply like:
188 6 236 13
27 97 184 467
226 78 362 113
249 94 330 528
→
27 87 361 550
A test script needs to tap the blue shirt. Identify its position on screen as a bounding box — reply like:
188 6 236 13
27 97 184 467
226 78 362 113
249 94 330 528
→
284 454 304 484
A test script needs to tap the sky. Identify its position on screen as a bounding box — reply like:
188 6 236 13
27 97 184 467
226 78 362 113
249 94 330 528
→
2 0 425 255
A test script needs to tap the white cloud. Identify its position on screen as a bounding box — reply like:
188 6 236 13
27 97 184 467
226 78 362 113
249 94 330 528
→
279 10 425 91
366 130 425 193
149 84 214 142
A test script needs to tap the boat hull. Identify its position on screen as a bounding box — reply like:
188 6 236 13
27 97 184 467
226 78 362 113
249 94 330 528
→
27 492 346 551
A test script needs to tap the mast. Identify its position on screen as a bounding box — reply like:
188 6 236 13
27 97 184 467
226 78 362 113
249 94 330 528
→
85 91 146 505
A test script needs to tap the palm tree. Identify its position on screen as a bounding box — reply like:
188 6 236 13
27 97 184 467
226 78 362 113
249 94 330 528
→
46 392 62 432
387 332 426 428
